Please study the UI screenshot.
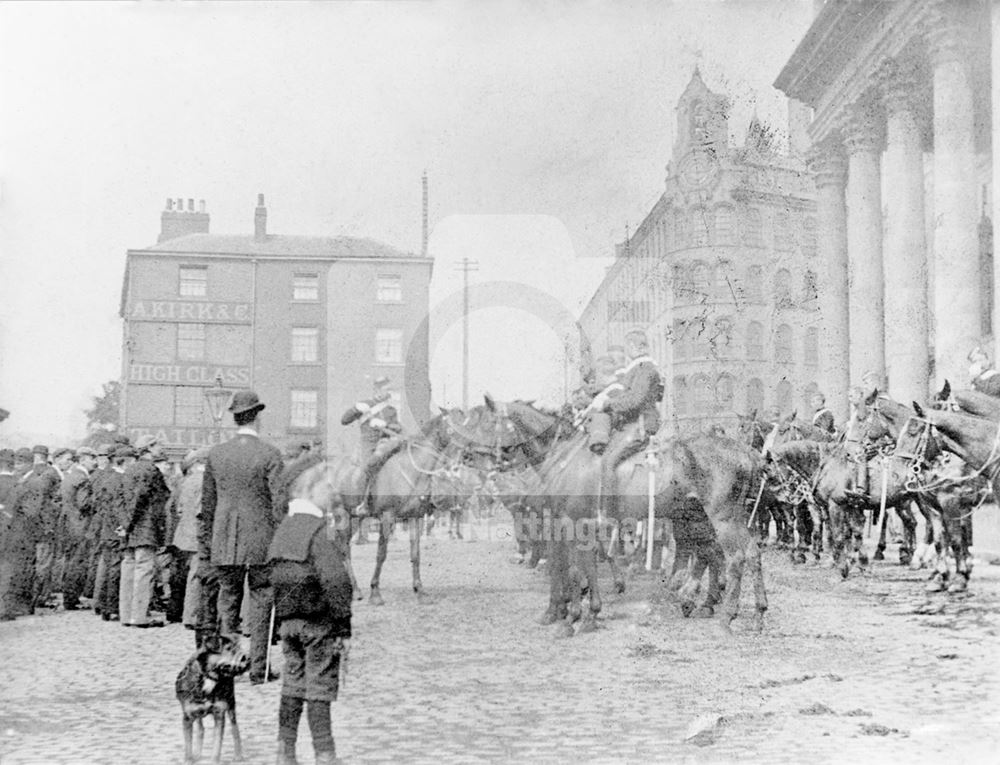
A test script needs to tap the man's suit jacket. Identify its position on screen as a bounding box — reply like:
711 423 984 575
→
200 432 284 567
60 465 93 541
122 459 170 549
15 464 61 541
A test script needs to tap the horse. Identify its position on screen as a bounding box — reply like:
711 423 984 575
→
486 398 765 636
934 380 1000 421
736 413 794 549
325 410 479 605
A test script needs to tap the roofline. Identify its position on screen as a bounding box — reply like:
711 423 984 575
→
126 248 433 265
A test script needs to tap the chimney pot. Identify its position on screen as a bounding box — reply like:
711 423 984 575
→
257 193 265 206
176 198 183 211
199 199 206 213
187 198 194 211
254 193 267 241
166 198 173 211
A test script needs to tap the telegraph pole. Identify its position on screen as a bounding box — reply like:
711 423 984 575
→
454 257 479 409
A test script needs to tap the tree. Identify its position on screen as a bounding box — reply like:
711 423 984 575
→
83 380 121 446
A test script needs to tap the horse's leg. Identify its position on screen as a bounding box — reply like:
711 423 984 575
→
923 500 949 592
707 510 759 633
339 525 363 602
409 515 426 600
577 535 602 633
539 539 567 625
874 505 887 561
945 499 971 593
896 502 917 566
600 531 626 595
558 543 583 638
369 510 392 606
792 502 808 564
453 505 464 540
827 499 848 576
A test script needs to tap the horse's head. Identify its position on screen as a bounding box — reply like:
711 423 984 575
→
736 411 767 450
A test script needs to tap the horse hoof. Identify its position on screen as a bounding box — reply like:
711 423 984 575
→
679 601 695 618
858 553 870 567
840 562 850 580
873 549 885 562
415 590 430 604
577 619 598 634
614 580 626 595
751 612 766 634
899 552 912 567
925 578 947 594
713 619 734 639
691 606 714 619
555 622 575 639
369 591 386 607
947 578 968 594
538 610 559 626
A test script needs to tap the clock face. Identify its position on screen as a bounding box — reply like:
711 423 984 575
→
679 151 719 191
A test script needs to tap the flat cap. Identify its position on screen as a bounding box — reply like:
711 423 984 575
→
52 447 74 460
14 447 32 461
32 444 49 457
114 445 137 460
134 434 158 453
75 446 97 458
95 444 112 457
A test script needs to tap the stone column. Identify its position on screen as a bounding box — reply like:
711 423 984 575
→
809 141 850 423
880 60 930 403
929 13 980 386
843 103 886 388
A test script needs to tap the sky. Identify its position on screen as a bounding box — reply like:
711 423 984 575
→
0 0 815 444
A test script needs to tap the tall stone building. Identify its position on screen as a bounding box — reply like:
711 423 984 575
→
579 70 819 435
775 0 996 419
119 190 433 457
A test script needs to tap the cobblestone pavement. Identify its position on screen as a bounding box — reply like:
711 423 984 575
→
1 519 999 764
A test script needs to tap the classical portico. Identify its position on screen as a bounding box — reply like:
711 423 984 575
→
776 0 993 413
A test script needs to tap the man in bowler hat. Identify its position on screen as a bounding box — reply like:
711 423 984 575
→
199 389 284 683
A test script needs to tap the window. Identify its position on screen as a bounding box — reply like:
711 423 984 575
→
804 327 819 367
673 209 689 250
740 207 763 247
290 390 318 429
673 376 688 416
712 317 734 358
174 387 206 426
672 263 690 300
714 260 733 301
714 205 735 245
745 265 763 303
691 375 713 414
671 320 688 361
747 321 764 359
774 210 793 251
691 261 710 297
775 380 793 414
803 381 819 414
293 273 319 301
803 270 818 304
747 378 765 414
377 274 402 302
691 208 709 247
177 323 205 361
375 328 403 364
775 269 793 308
775 324 793 363
291 327 319 363
802 216 817 258
179 266 207 297
716 374 736 410
689 318 709 359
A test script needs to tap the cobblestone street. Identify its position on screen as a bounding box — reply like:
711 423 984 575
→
2 519 999 764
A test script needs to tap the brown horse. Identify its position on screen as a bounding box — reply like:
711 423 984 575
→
487 399 765 636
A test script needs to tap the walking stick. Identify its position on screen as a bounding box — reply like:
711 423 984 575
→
871 459 889 558
645 442 660 571
264 605 276 680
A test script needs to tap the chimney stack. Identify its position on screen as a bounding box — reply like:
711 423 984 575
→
254 193 267 241
159 195 210 243
421 172 428 257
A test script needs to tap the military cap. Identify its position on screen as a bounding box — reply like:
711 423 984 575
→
113 445 137 460
14 447 32 462
134 434 159 454
373 376 391 388
112 434 132 446
75 446 97 458
32 444 49 457
0 448 14 463
52 447 74 460
95 444 112 457
228 389 266 415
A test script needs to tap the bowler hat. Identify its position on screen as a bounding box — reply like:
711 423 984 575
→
373 376 391 388
14 447 32 462
75 446 96 458
32 445 49 457
52 447 74 460
112 434 132 446
114 445 137 460
134 434 158 454
95 444 112 457
228 389 266 416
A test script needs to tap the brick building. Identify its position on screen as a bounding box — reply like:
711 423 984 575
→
579 70 819 435
119 191 433 457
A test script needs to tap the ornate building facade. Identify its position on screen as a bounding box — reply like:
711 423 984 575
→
775 0 996 420
579 70 819 435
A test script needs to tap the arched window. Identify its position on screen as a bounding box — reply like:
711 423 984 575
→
774 209 793 251
803 269 818 304
691 207 710 247
673 208 689 250
804 326 819 367
775 380 793 415
691 374 713 414
802 216 817 258
714 204 736 245
740 207 763 247
671 319 688 361
745 264 763 303
691 261 710 298
714 259 733 301
747 378 764 415
671 263 687 300
716 374 736 410
746 321 764 359
802 381 819 414
689 316 710 359
712 316 734 358
775 324 793 363
775 269 793 308
673 376 688 416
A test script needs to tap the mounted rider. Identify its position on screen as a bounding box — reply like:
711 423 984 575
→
968 347 1000 398
592 329 664 517
340 376 404 500
810 392 836 435
582 355 625 455
845 371 893 500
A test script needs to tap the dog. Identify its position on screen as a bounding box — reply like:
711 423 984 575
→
175 633 251 764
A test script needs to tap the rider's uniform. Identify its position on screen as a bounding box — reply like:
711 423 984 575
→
811 407 835 435
341 394 403 488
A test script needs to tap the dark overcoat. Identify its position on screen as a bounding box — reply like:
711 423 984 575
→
200 433 284 566
122 460 170 549
60 466 93 541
